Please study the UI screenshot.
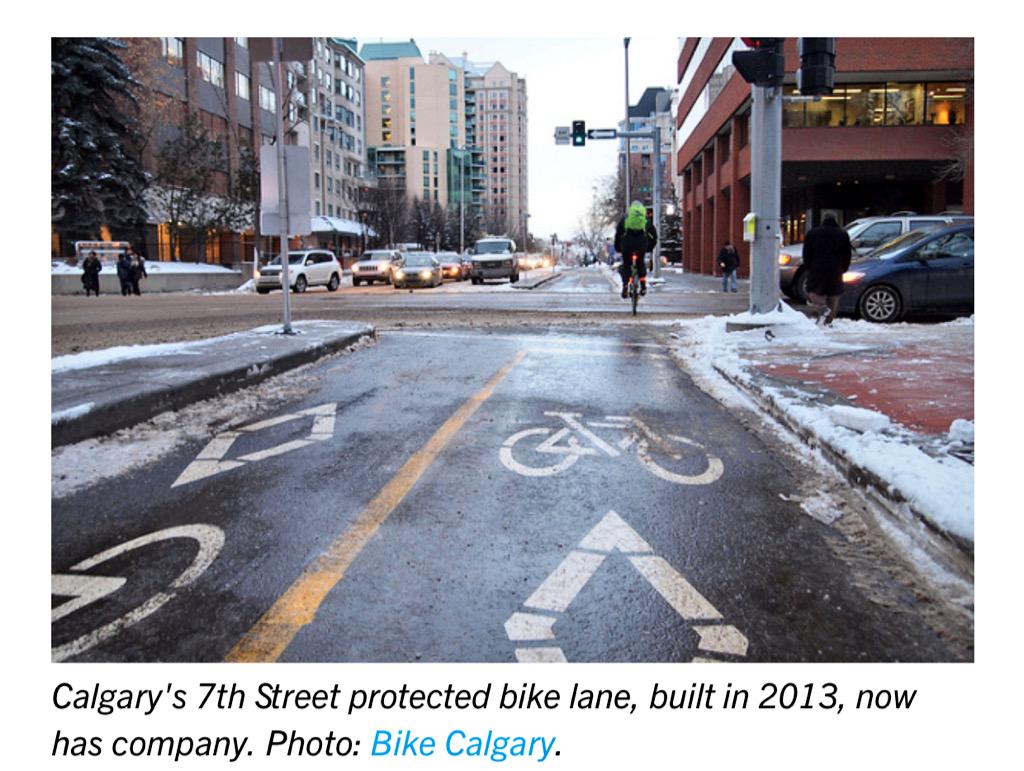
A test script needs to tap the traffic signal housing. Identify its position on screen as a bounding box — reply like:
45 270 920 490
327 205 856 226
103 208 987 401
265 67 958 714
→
732 38 785 88
797 38 836 96
572 120 586 146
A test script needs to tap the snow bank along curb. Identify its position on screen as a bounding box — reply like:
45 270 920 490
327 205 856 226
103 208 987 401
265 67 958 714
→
52 322 374 447
671 308 974 555
511 269 562 290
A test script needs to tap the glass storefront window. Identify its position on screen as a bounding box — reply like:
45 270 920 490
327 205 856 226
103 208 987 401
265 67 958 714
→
846 85 886 126
926 82 967 125
885 82 924 126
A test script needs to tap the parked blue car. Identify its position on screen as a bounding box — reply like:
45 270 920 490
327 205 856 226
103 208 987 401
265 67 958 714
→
837 223 974 323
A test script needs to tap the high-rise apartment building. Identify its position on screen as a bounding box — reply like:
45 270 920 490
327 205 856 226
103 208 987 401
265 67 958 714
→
361 42 477 215
459 59 529 244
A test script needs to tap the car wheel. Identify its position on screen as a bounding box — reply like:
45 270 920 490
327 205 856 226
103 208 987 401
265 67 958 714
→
793 271 810 303
257 288 270 294
353 277 361 287
327 273 340 292
293 275 307 293
858 285 902 323
510 272 520 284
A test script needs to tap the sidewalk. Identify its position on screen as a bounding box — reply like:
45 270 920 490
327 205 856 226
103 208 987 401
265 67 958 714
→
669 305 974 555
52 320 373 447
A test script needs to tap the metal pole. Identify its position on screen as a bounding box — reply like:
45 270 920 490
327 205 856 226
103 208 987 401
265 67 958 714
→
652 124 662 280
273 39 293 333
460 148 465 253
748 83 782 315
623 38 631 209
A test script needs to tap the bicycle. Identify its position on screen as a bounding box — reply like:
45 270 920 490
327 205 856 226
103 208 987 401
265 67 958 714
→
627 252 641 315
499 411 724 486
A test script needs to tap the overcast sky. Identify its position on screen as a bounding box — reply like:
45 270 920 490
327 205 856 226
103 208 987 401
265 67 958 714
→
416 37 681 241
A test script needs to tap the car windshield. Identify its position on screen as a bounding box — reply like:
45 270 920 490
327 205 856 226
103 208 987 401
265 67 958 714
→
360 253 389 261
868 230 932 260
403 255 434 267
264 254 305 266
475 241 512 254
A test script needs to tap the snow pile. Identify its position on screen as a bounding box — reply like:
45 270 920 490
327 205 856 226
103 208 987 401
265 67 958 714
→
948 419 974 443
671 311 974 544
52 402 94 424
52 261 238 275
825 405 893 434
52 341 203 373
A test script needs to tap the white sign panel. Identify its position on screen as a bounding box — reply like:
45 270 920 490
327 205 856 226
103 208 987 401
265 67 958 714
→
260 145 312 236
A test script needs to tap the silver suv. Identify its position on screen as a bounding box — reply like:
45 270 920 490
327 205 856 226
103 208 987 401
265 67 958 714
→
780 213 973 302
352 249 402 286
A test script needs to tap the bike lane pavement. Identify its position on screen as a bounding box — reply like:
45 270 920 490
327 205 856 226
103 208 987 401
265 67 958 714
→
267 328 958 663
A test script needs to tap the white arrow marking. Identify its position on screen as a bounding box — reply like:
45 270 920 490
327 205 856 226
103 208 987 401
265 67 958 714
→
506 511 746 662
172 403 337 487
514 647 568 663
51 574 127 623
693 625 749 657
628 555 723 620
524 552 606 613
504 612 558 641
579 510 653 554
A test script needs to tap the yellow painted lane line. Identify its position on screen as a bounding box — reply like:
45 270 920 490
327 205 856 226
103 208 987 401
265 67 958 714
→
225 349 527 662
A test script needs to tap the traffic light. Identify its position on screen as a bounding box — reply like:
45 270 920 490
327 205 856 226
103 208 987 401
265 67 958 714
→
732 38 785 88
572 120 586 146
797 38 836 96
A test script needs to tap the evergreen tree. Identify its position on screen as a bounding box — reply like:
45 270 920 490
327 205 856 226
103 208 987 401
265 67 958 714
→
51 38 149 246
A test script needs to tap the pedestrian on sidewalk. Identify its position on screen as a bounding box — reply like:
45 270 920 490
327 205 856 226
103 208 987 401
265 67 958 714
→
717 241 739 292
802 216 852 326
128 249 147 296
81 251 102 297
116 250 132 296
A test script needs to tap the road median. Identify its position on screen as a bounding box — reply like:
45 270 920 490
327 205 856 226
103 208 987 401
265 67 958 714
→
52 321 374 447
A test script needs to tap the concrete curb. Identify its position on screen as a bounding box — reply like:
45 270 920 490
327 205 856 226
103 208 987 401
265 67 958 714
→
512 271 563 290
52 326 374 448
711 363 974 557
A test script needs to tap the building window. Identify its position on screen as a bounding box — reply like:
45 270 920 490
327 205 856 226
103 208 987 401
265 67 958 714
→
259 85 276 113
926 83 967 125
161 38 183 66
235 72 250 101
410 67 415 80
197 51 224 88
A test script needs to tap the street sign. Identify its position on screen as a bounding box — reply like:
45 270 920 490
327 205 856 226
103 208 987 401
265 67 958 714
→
587 128 618 140
554 126 571 138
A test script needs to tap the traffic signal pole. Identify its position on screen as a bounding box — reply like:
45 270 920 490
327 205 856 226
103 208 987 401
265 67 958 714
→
748 83 782 315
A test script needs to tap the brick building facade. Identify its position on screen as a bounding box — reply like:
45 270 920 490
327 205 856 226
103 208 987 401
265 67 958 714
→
676 38 974 277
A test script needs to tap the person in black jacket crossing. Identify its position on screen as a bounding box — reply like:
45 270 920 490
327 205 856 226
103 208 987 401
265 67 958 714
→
717 241 739 292
802 216 852 326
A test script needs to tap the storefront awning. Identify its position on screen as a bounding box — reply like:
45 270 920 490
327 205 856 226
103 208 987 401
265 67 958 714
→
310 215 374 237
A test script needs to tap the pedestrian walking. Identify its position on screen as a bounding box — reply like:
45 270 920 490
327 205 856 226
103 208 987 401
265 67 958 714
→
802 215 852 326
128 249 147 296
717 241 739 292
117 250 132 296
81 251 102 297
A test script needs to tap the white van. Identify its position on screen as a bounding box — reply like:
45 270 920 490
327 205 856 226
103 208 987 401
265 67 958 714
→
469 237 519 284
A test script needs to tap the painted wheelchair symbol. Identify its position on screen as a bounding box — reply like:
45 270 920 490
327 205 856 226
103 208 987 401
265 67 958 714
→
499 412 724 485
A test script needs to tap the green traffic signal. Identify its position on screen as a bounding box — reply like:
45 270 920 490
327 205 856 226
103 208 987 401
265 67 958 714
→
572 120 586 146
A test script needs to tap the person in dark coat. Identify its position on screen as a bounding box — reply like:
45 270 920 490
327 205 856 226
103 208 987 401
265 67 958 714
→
802 216 852 325
116 251 132 296
128 249 147 295
614 201 658 298
81 251 102 297
717 241 740 292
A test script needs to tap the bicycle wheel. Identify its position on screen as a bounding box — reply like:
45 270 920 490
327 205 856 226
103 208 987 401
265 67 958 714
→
635 434 724 486
499 427 582 477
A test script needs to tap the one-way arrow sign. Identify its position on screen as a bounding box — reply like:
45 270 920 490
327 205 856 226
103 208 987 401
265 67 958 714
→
586 128 618 140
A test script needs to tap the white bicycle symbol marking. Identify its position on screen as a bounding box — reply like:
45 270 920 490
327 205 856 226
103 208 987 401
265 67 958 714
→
499 412 724 485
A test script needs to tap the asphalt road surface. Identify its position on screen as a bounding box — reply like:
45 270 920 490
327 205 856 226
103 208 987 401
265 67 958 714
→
51 267 746 355
51 324 963 663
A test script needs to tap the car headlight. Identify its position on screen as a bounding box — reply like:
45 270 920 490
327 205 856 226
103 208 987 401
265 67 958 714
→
420 270 432 279
394 270 405 279
779 254 791 266
843 271 866 284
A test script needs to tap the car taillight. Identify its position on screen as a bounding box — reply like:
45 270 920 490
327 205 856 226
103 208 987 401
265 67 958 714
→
779 254 792 266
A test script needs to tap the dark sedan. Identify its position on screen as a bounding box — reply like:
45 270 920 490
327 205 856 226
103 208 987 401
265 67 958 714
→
837 223 974 323
392 253 443 289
